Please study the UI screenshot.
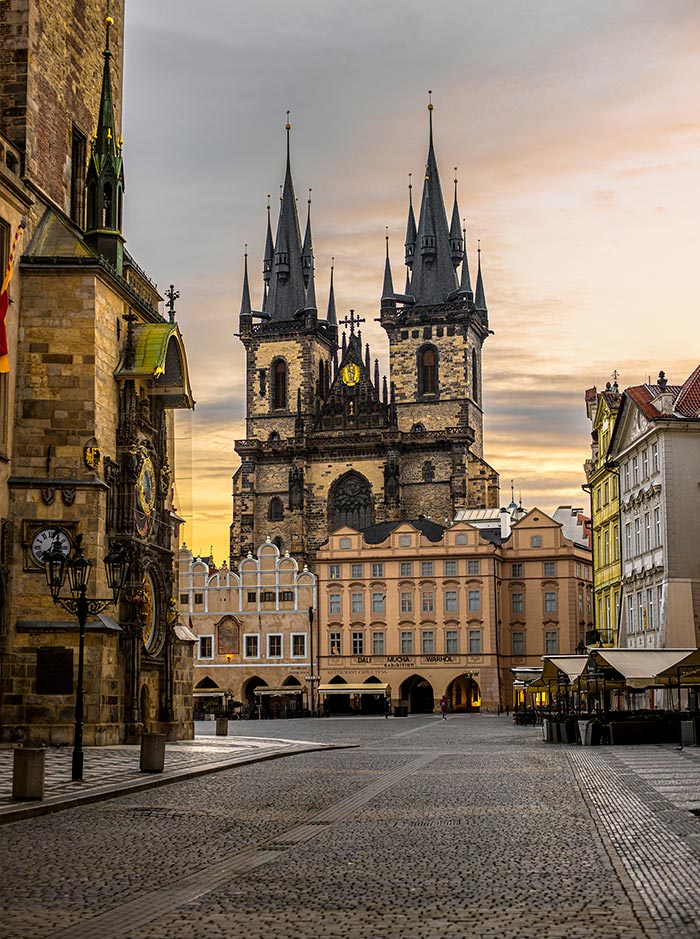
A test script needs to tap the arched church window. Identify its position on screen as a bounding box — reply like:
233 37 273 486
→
272 536 283 552
423 461 435 483
268 431 280 442
412 422 426 434
102 181 113 228
418 345 438 396
472 348 478 402
273 359 287 410
329 472 374 532
269 497 284 521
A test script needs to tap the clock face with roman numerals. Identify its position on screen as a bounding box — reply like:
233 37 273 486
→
31 528 71 565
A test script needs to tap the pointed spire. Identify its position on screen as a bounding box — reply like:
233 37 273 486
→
365 343 371 374
326 258 337 326
409 92 458 304
304 248 317 311
449 168 464 268
265 112 307 321
381 227 395 307
459 220 473 298
94 10 118 161
240 245 251 317
301 189 314 288
263 194 274 284
374 359 380 390
474 240 487 314
404 173 417 268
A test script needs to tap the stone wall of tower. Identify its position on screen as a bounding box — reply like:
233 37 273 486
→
388 319 484 458
0 0 125 214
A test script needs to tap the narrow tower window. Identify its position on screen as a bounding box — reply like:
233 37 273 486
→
471 348 478 402
269 497 284 521
418 345 438 396
273 359 287 410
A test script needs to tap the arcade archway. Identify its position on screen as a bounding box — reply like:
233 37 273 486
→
447 674 481 712
400 674 435 714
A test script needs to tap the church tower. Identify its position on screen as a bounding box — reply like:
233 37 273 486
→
380 97 498 513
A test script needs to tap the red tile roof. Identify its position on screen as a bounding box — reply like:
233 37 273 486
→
675 364 700 417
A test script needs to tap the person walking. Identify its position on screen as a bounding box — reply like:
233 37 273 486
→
439 695 448 720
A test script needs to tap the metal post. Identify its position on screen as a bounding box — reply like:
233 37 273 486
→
72 590 88 782
308 606 315 717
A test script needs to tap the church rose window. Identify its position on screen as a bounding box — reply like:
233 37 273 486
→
273 359 287 410
329 472 374 532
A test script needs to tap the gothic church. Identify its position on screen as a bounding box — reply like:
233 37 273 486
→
231 105 499 566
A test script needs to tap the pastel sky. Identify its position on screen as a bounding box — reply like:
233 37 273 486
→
121 0 700 564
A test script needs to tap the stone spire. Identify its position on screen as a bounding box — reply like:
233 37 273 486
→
84 8 125 272
265 114 307 321
301 189 313 288
474 241 487 316
381 228 395 309
459 221 472 298
326 258 337 326
304 248 317 311
449 169 464 268
240 246 251 316
408 93 458 305
263 195 274 285
404 174 417 269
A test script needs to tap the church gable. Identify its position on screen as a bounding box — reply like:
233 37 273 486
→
313 332 389 432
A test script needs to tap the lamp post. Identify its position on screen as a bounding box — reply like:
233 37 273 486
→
44 533 130 782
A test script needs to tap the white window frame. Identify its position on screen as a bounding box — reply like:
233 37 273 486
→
400 630 414 654
291 633 307 658
267 633 283 658
198 634 214 660
468 629 482 654
244 634 260 659
422 630 435 654
444 590 458 612
372 631 385 655
328 593 342 615
445 629 459 654
351 592 364 614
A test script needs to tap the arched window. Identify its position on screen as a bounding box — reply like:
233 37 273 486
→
269 497 284 521
273 359 287 410
422 461 435 483
418 345 438 396
329 471 374 532
472 348 478 402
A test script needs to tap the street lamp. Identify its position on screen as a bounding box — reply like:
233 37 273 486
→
44 533 130 782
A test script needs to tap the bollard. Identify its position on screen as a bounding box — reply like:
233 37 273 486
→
215 717 228 736
12 747 45 801
139 733 166 773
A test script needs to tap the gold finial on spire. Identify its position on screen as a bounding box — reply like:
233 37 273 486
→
454 166 458 185
386 226 389 241
308 187 312 205
244 242 248 256
105 0 113 26
428 89 433 111
408 171 412 191
267 193 271 210
331 255 334 270
462 217 467 237
279 184 283 202
285 110 291 131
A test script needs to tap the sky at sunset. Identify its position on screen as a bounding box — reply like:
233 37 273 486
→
121 0 700 564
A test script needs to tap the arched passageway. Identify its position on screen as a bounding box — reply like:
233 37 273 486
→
400 674 434 714
447 674 481 712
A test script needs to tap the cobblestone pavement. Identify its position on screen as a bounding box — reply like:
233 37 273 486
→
2 715 700 939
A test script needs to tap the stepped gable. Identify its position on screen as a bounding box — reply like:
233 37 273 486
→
313 330 389 432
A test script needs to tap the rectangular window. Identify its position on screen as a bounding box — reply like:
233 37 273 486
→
444 560 457 576
328 593 341 615
613 525 619 560
652 442 659 473
637 592 644 631
647 588 654 631
292 634 306 657
400 561 413 577
468 589 481 611
400 631 414 654
642 449 649 479
576 563 581 578
247 591 257 603
596 488 601 511
545 630 558 654
624 462 630 491
627 595 635 633
579 591 584 614
421 561 434 576
281 590 293 602
445 629 459 654
194 593 204 605
179 594 188 605
399 535 411 547
634 518 641 555
596 534 602 568
605 594 611 628
328 564 341 580
632 456 639 485
511 563 523 578
444 590 458 612
372 592 385 614
544 592 557 613
198 635 213 659
657 585 663 624
351 563 363 579
612 475 618 497
654 507 661 546
469 629 482 654
530 536 542 548
339 537 351 549
400 591 413 613
422 630 435 654
351 592 364 614
352 632 364 655
456 533 467 545
467 559 480 575
603 480 609 504
371 563 384 578
261 591 275 603
329 632 341 655
625 523 632 559
644 513 651 551
511 592 524 614
543 562 556 577
421 591 434 613
244 634 259 658
372 631 385 655
604 529 610 565
267 634 282 658
512 631 525 656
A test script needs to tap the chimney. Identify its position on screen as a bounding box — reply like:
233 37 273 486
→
500 507 511 540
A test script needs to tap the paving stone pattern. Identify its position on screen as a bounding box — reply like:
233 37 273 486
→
2 716 700 938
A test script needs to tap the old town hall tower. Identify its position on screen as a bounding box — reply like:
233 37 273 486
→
231 104 499 566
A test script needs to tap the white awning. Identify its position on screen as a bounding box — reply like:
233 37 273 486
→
253 686 305 696
591 648 696 688
541 655 590 685
653 648 700 684
318 683 390 695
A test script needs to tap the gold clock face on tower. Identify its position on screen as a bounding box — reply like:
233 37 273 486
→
137 456 156 516
341 363 360 387
139 573 156 651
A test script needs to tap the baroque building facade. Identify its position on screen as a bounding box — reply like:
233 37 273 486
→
231 106 499 567
0 2 195 744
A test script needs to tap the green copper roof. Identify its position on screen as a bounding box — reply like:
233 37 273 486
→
115 323 194 409
25 207 95 259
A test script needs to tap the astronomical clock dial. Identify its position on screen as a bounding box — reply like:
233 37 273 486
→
139 573 156 651
135 455 156 536
341 363 360 387
31 527 71 565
